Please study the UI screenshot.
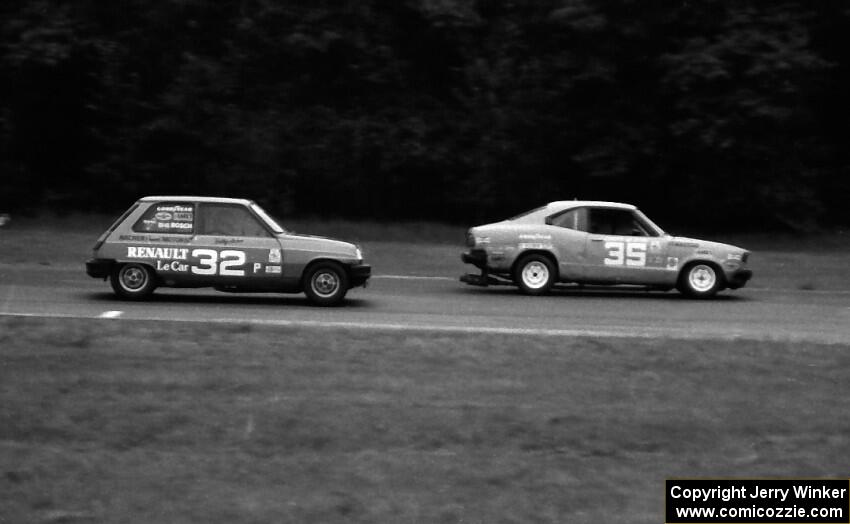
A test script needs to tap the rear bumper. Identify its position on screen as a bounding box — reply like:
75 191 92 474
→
86 258 113 279
348 264 371 288
726 268 752 289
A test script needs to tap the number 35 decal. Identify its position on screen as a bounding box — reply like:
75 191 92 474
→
604 241 646 267
191 249 246 276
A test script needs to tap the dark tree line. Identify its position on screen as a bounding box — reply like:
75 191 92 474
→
1 0 847 230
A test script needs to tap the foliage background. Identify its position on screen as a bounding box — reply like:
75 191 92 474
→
1 0 847 230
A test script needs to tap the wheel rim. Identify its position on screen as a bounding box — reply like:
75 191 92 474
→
120 266 147 291
521 261 550 289
688 264 716 292
312 270 340 297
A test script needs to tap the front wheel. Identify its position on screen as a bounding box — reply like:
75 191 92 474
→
303 262 349 306
678 262 723 298
110 263 156 300
514 254 556 295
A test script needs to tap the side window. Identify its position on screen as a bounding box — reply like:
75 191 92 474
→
197 204 271 237
588 209 649 236
133 202 195 234
547 208 588 231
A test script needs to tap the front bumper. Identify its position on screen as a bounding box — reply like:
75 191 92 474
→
348 263 371 288
86 258 113 279
726 268 753 289
461 249 488 269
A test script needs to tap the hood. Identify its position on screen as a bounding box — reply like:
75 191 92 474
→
668 236 746 254
278 233 360 257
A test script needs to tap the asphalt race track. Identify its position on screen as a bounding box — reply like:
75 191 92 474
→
2 263 849 344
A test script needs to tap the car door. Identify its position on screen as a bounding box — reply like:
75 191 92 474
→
583 208 670 284
186 202 285 289
545 207 589 281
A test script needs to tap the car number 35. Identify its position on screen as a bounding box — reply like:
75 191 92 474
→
192 249 247 276
603 241 646 267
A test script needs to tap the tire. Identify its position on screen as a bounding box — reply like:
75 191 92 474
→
110 263 156 300
514 254 556 295
303 262 349 306
678 262 723 298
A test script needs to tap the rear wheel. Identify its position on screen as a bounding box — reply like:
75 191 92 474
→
110 263 156 300
303 262 349 306
514 254 556 295
678 262 723 298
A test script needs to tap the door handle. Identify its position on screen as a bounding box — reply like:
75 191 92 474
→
590 237 604 242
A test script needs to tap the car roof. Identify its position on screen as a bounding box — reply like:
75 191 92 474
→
140 196 253 205
545 201 637 213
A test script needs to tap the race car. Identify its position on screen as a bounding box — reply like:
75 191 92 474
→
460 201 752 298
86 196 370 306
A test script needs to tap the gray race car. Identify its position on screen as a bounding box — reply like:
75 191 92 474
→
461 201 751 298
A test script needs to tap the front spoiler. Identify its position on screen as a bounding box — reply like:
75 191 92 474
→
460 273 513 287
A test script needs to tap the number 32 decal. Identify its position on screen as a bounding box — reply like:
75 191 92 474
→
604 241 646 267
191 249 246 276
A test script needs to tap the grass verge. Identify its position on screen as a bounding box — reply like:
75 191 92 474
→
1 317 849 523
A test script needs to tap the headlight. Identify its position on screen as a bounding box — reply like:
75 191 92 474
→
466 230 491 247
726 253 742 261
355 246 363 260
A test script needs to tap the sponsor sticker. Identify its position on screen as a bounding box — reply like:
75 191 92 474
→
519 233 552 240
265 265 281 274
154 211 173 221
519 242 553 250
666 257 679 270
127 246 189 259
155 260 189 272
160 222 191 230
155 205 193 213
269 249 281 263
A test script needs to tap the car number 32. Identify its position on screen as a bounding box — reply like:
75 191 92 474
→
192 249 247 276
603 241 646 267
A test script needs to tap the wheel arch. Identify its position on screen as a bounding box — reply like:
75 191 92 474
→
114 260 161 282
678 259 726 290
299 258 347 290
511 250 560 281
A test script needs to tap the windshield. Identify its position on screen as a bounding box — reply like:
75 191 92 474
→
250 203 286 234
